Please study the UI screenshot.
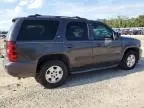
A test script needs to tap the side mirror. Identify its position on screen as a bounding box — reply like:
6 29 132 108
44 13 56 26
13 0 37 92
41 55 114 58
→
113 32 121 40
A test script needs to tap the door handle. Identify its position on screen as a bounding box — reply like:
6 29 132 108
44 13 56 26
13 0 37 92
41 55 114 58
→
107 45 113 48
96 43 102 47
105 44 113 48
65 44 73 49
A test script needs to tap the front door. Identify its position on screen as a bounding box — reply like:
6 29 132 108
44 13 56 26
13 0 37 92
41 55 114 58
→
90 22 122 67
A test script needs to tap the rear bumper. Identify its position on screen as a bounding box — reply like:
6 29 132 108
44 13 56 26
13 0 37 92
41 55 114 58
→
3 58 37 77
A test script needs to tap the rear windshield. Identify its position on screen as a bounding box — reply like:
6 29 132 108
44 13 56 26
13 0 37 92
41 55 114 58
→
17 20 59 41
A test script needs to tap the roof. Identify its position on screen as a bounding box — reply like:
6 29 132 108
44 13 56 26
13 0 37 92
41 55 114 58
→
12 14 103 23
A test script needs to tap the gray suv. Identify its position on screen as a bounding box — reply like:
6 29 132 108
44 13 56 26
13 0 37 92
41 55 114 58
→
4 15 142 88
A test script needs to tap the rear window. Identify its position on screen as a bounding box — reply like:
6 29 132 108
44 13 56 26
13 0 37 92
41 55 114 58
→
17 20 59 41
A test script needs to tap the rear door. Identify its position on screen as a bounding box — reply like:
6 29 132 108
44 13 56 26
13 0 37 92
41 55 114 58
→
64 21 93 71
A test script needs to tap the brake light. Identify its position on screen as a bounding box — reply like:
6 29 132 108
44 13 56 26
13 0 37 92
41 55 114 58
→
6 41 17 62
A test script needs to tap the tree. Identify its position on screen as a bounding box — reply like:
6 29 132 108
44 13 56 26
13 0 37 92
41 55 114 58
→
104 15 144 28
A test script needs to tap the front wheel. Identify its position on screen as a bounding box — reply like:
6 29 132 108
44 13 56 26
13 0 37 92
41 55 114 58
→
120 50 138 70
36 60 68 88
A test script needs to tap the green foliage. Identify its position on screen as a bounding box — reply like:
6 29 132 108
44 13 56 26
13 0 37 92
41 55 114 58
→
104 15 144 28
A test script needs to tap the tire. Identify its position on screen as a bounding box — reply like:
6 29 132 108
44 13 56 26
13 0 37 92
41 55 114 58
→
119 50 138 70
36 60 68 89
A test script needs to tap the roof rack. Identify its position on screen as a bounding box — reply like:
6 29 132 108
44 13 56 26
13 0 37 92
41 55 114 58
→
28 14 41 17
58 16 87 20
27 14 87 20
71 16 87 20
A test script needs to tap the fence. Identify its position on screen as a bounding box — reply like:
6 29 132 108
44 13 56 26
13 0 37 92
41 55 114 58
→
0 38 4 58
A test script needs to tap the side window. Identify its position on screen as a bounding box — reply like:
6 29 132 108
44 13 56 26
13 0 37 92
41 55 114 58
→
17 20 59 41
66 21 88 41
92 23 113 40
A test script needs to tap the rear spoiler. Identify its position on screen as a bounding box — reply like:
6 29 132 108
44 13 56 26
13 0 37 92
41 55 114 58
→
12 17 24 22
12 18 18 22
12 15 40 22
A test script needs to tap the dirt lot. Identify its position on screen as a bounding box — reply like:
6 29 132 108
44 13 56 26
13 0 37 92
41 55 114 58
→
0 36 144 108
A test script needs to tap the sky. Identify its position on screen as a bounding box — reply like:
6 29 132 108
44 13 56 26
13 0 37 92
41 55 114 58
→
0 0 144 30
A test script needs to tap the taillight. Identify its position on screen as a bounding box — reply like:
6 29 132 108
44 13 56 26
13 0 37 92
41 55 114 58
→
6 41 17 62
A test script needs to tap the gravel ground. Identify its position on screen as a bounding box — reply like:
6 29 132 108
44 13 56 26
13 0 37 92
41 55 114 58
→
0 36 144 108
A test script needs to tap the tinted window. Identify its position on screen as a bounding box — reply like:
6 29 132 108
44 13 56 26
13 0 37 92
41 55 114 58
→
17 20 59 41
66 22 88 41
92 23 113 40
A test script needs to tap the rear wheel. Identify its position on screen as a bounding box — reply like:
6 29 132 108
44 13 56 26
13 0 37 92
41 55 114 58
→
36 60 68 88
120 50 138 70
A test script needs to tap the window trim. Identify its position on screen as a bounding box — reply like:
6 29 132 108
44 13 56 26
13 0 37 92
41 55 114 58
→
65 21 89 41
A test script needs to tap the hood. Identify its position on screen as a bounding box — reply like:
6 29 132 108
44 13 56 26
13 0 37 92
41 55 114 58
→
121 36 137 41
121 36 141 47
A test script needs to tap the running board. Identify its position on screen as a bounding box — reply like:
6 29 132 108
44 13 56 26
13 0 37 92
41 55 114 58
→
71 64 118 74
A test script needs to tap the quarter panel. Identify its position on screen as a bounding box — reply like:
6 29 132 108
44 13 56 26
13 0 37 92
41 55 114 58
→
16 42 66 63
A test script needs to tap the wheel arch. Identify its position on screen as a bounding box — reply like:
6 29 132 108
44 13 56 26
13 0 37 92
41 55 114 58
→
36 54 70 73
122 47 140 60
